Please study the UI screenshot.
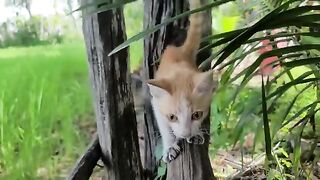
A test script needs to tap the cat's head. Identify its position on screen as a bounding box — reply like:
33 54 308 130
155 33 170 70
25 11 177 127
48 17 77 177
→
147 70 217 139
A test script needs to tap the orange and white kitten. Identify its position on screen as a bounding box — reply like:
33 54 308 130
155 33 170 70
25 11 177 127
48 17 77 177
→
147 0 217 163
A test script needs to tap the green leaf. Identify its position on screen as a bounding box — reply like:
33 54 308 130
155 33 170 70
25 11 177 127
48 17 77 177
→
266 68 290 90
292 119 307 177
108 0 236 56
232 90 262 146
281 84 312 121
201 28 247 42
89 0 137 15
228 53 302 86
243 44 320 83
279 147 289 158
273 5 320 22
210 0 304 69
267 77 320 100
281 159 292 168
218 38 294 70
261 75 273 161
230 73 317 148
282 57 320 67
253 119 264 155
284 68 296 90
69 1 104 14
283 101 320 127
219 63 234 85
271 84 312 136
198 35 235 53
71 0 136 15
155 161 167 180
245 31 320 44
232 109 253 147
268 15 320 29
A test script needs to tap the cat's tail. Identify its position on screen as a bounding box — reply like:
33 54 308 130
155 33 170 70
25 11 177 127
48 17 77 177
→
181 0 203 60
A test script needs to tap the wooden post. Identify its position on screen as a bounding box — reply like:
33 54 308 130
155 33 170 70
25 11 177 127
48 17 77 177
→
68 136 101 180
81 0 143 179
142 0 189 178
143 0 215 179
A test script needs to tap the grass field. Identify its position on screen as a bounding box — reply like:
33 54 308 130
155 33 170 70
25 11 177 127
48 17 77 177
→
0 4 143 177
0 43 94 179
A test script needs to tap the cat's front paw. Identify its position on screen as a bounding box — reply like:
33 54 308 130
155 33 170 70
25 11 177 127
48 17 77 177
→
163 143 181 163
187 134 204 145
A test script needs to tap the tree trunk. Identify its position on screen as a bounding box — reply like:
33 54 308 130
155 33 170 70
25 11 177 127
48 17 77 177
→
81 1 143 179
142 1 188 178
143 0 215 179
26 2 32 18
68 136 101 180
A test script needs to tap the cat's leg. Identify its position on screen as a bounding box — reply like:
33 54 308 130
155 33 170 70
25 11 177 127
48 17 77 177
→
160 126 181 163
186 127 205 145
186 134 205 145
153 106 181 163
186 123 206 145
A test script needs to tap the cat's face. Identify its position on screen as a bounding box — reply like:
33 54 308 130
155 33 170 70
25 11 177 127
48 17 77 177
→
148 71 216 138
158 94 210 138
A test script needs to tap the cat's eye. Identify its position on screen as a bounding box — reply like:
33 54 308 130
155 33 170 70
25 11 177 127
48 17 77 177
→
168 114 178 121
191 111 203 120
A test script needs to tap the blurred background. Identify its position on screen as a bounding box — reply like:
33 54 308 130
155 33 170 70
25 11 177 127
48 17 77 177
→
0 0 144 179
0 0 319 179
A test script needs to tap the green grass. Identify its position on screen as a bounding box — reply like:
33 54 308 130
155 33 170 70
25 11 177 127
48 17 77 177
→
124 0 143 70
0 5 143 177
0 43 93 179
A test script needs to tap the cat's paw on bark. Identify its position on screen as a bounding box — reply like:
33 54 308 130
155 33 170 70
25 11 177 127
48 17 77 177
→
186 134 204 145
163 143 181 163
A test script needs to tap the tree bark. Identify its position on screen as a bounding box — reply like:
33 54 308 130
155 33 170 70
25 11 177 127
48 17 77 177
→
81 1 143 179
142 1 188 178
143 0 215 179
68 136 101 180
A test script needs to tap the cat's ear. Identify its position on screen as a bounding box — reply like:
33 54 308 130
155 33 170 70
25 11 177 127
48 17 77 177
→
147 79 171 98
193 70 218 95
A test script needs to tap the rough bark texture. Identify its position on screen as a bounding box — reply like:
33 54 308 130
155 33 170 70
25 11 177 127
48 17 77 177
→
81 0 143 179
142 1 188 179
68 136 101 180
167 1 215 179
143 0 215 179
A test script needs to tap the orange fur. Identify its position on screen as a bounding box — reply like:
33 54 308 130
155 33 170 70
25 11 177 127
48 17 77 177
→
147 0 216 163
148 9 213 117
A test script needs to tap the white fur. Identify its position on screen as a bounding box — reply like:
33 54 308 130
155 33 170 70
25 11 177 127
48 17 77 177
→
150 94 205 162
150 99 176 156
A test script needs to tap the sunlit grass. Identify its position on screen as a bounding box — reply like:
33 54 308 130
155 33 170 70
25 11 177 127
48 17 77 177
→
0 43 93 179
124 0 143 70
0 5 143 177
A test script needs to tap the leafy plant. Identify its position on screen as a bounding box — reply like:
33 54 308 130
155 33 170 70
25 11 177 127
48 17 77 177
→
0 16 66 48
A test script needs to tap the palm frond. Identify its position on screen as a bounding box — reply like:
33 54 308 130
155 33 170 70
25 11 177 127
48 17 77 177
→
261 0 285 11
72 0 136 15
